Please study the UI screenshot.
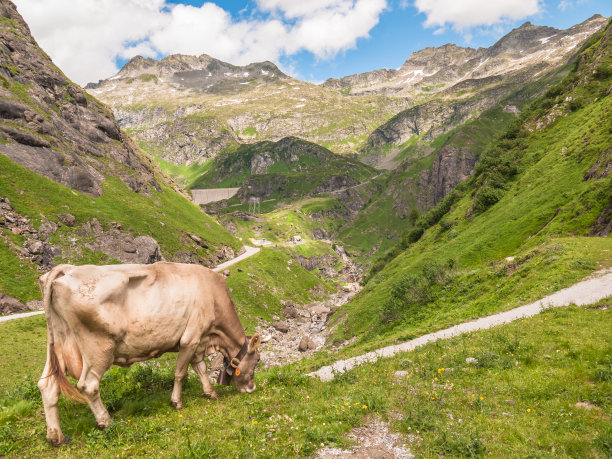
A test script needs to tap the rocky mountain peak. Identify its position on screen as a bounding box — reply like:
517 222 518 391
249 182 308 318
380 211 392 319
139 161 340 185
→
90 53 287 94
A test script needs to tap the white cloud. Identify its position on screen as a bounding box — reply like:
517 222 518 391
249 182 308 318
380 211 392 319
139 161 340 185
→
558 1 572 12
13 0 387 85
414 0 541 30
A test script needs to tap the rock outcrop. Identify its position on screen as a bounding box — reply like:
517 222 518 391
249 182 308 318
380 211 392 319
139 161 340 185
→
0 0 161 196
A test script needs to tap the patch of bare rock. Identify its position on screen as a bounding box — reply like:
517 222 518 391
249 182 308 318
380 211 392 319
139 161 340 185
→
257 283 361 368
316 418 414 459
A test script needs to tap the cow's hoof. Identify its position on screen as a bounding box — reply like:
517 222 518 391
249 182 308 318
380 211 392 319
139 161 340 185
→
170 400 183 410
207 391 219 400
47 430 70 447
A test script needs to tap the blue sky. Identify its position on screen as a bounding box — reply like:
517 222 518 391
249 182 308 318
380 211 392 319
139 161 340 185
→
15 0 612 85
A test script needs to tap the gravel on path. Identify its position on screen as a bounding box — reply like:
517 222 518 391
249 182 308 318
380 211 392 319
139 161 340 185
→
308 270 612 382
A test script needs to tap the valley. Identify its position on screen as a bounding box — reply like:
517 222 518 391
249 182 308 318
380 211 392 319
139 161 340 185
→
0 0 611 455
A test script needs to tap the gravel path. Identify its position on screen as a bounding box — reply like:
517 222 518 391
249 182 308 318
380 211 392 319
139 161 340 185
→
212 245 260 272
308 270 612 382
0 246 261 324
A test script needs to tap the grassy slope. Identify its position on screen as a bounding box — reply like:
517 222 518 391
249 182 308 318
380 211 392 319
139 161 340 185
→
0 155 240 302
193 137 376 192
224 248 333 331
323 21 612 357
0 300 609 456
338 107 518 260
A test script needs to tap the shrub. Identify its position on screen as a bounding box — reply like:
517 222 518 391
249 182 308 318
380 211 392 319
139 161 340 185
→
473 186 505 213
568 98 584 112
381 259 457 321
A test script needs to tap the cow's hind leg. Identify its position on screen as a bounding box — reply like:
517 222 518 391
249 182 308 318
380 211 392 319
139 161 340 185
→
38 352 68 446
77 353 113 430
170 342 198 409
191 358 219 400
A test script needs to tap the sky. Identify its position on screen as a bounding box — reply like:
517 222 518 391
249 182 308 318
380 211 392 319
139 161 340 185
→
12 0 612 86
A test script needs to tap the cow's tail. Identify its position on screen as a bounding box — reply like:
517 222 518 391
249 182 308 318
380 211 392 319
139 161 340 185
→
40 266 87 404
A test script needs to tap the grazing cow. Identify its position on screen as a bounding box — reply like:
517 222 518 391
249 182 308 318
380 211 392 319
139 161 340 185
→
37 262 261 446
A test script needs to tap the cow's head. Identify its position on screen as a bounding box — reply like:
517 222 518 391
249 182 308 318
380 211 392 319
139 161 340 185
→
233 334 261 394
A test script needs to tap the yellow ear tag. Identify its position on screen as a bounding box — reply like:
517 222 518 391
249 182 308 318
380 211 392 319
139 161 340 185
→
235 368 241 376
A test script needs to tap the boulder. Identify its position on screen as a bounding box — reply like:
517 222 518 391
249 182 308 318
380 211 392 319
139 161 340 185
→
273 321 290 333
28 240 44 254
89 218 103 236
298 336 316 352
42 245 61 267
309 303 331 316
58 213 76 227
0 293 27 314
134 236 162 264
282 306 300 319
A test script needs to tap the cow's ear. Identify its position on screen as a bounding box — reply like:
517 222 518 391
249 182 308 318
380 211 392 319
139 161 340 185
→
248 333 261 353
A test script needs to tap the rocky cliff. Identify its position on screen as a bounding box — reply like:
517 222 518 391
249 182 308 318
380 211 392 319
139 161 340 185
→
360 15 608 168
0 1 161 196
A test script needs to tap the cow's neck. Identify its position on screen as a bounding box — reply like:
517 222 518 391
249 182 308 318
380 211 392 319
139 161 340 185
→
214 325 246 361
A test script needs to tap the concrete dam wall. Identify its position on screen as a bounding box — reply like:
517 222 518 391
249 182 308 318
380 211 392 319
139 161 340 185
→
191 188 240 205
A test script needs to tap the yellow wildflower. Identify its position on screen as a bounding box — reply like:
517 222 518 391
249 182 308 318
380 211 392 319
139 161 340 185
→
527 408 531 413
345 402 349 406
362 405 367 409
178 414 183 418
406 375 410 379
434 377 438 381
479 397 484 401
253 420 258 425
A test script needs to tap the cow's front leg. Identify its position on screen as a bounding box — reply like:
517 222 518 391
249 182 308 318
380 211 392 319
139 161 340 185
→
170 343 197 409
191 358 219 400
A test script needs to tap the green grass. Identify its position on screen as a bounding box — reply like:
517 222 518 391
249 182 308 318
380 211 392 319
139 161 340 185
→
0 301 609 457
152 156 214 190
224 248 332 331
0 237 40 302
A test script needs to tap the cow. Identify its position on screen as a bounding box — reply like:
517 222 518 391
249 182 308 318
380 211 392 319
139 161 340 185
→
37 262 261 446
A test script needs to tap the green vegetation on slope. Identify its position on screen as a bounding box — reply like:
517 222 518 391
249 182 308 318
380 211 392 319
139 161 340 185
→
193 136 376 195
330 19 612 353
0 301 609 456
224 248 332 331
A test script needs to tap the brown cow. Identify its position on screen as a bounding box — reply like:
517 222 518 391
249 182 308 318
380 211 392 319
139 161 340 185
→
37 262 261 446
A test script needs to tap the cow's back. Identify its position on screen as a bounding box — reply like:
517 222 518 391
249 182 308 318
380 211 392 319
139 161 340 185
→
49 262 226 360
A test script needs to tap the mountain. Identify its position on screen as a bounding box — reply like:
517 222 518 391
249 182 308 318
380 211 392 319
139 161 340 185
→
88 54 406 165
87 54 288 94
0 0 240 309
360 15 608 167
330 18 612 351
323 15 607 97
88 15 607 196
197 136 377 211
